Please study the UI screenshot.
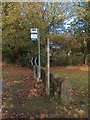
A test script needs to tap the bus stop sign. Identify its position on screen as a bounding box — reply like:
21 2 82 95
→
30 28 39 41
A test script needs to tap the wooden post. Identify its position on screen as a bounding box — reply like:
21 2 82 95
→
46 38 50 95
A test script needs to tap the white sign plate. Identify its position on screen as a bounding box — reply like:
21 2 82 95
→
31 34 38 39
31 28 38 33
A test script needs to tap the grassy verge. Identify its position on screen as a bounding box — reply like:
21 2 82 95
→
51 67 88 91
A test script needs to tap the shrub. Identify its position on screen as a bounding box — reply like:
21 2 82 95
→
50 54 84 66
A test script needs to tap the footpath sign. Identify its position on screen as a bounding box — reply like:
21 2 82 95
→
50 45 63 49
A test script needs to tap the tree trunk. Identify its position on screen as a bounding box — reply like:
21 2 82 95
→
83 38 88 65
83 54 88 65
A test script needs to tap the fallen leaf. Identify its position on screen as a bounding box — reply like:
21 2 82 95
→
78 109 85 117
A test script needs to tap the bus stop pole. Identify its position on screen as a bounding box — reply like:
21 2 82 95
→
33 65 36 79
37 30 41 81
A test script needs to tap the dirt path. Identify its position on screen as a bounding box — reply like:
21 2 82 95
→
2 63 46 118
2 63 33 118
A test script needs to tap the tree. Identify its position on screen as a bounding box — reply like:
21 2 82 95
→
2 2 72 66
64 2 90 65
2 2 89 66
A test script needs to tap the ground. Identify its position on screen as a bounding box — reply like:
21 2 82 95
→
1 62 89 119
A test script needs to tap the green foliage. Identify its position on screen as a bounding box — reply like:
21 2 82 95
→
51 54 84 66
2 2 90 66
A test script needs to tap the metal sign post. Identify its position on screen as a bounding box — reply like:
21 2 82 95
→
33 65 36 79
37 31 41 82
30 28 41 82
31 58 36 79
46 38 50 95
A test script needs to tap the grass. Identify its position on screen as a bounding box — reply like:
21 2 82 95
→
51 68 88 91
25 97 57 111
5 95 64 118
